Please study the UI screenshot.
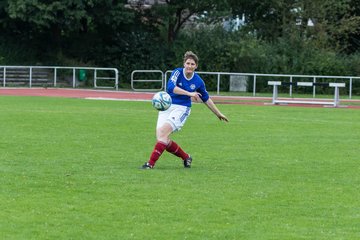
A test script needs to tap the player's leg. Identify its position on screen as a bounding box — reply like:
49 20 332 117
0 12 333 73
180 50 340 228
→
147 123 173 166
141 108 173 169
166 140 189 160
163 105 192 167
166 140 192 168
141 105 192 169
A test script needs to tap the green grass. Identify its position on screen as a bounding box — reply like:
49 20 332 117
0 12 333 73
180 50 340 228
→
1 96 359 239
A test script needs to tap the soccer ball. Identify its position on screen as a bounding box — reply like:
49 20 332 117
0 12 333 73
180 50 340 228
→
152 91 172 111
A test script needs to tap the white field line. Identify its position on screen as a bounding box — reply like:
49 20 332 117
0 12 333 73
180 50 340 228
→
85 97 150 102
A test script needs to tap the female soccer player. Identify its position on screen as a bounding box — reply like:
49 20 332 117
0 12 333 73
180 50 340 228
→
141 51 228 169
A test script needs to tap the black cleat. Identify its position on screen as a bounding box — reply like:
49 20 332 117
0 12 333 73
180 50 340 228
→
140 162 153 169
184 156 192 168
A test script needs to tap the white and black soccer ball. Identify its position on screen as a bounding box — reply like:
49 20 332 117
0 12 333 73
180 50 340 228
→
152 91 172 111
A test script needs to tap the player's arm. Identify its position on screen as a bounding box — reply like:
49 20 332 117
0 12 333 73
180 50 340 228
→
204 98 229 122
195 79 228 121
173 86 202 98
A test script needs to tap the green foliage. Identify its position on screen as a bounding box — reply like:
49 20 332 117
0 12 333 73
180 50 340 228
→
1 0 360 90
1 0 135 64
176 26 359 76
0 37 38 64
146 0 231 43
172 25 360 93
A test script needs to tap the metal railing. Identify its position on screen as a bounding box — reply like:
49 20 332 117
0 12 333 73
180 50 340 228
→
161 70 360 99
131 70 163 91
1 66 119 90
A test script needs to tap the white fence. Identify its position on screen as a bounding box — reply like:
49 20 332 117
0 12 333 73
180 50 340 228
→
132 70 360 99
2 67 359 98
131 70 163 91
0 66 119 90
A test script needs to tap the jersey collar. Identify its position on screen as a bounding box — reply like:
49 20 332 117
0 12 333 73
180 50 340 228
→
183 68 194 81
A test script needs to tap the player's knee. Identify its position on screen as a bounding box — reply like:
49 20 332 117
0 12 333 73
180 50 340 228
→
156 128 170 142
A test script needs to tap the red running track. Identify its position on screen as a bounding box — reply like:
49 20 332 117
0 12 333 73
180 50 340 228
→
1 87 359 109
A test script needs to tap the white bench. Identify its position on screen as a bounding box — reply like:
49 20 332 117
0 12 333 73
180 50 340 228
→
268 81 346 107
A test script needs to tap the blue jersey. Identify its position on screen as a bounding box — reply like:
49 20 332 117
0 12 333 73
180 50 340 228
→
167 68 209 107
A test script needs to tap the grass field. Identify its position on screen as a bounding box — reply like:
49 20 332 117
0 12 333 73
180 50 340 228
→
1 96 359 239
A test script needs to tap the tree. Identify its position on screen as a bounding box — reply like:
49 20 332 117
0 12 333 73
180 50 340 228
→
137 0 231 43
226 0 299 40
0 0 134 62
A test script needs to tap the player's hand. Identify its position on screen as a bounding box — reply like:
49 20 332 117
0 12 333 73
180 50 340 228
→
188 92 202 98
190 92 202 102
217 113 229 122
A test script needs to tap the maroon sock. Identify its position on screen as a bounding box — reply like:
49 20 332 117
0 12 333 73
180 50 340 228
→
148 141 167 166
166 141 189 160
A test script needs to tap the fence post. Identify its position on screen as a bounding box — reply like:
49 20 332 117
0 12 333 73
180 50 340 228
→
54 68 57 87
3 67 6 87
29 67 32 88
114 69 119 91
217 73 221 95
72 68 76 88
253 75 257 96
349 77 352 99
313 76 316 98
